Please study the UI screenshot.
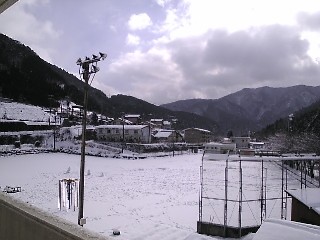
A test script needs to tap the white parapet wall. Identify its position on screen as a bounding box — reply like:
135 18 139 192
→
0 192 110 240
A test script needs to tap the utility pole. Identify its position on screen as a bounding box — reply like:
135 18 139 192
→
122 113 125 153
76 52 107 226
53 114 56 151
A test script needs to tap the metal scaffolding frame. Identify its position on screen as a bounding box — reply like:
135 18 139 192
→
198 152 320 238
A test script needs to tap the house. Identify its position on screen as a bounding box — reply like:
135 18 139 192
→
152 129 183 143
163 120 171 129
286 188 320 226
124 114 141 124
249 141 265 150
230 136 250 149
62 125 96 140
150 119 164 128
184 128 212 143
71 105 83 117
96 114 112 125
111 118 133 125
204 142 236 154
95 125 151 143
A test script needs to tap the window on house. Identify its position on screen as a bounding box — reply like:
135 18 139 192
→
107 130 111 134
134 130 138 134
125 130 129 134
116 130 119 134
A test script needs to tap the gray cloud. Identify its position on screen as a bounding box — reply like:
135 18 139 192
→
163 25 319 103
297 11 320 31
98 25 319 105
1 1 320 105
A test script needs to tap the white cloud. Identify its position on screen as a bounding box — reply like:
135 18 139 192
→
128 13 152 30
157 0 320 42
0 0 61 63
98 23 320 105
154 0 172 7
126 34 140 45
3 0 320 105
100 48 186 105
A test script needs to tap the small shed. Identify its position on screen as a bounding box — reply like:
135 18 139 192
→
286 188 320 226
230 136 250 149
152 130 183 143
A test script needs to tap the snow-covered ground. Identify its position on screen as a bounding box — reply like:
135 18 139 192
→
2 152 317 239
1 152 242 240
0 101 55 122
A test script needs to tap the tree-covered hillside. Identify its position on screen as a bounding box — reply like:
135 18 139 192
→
257 100 320 154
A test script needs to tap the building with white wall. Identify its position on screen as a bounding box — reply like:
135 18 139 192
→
95 125 151 143
204 142 236 154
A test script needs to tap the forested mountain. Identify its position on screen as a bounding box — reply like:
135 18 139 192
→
162 85 320 134
257 99 320 154
0 34 217 131
259 99 320 137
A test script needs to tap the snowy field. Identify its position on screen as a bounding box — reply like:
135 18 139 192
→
1 152 244 240
3 152 315 239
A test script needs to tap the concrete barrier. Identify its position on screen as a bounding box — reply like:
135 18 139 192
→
197 221 259 238
0 192 111 240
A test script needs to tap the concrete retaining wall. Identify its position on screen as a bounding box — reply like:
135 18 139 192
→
197 221 259 238
0 192 110 240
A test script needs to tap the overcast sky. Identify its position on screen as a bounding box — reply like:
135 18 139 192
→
1 0 320 105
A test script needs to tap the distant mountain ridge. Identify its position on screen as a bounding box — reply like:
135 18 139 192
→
161 85 320 134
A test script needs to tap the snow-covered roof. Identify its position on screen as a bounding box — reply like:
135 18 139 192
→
0 119 52 126
204 142 236 147
194 128 211 133
24 121 50 126
286 188 320 215
253 219 320 240
125 114 140 118
0 101 55 122
154 131 173 138
184 127 211 133
95 125 148 130
113 118 133 125
150 119 163 122
250 142 265 145
0 119 20 123
231 136 250 139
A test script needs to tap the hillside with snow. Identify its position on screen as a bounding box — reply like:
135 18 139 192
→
0 100 55 123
